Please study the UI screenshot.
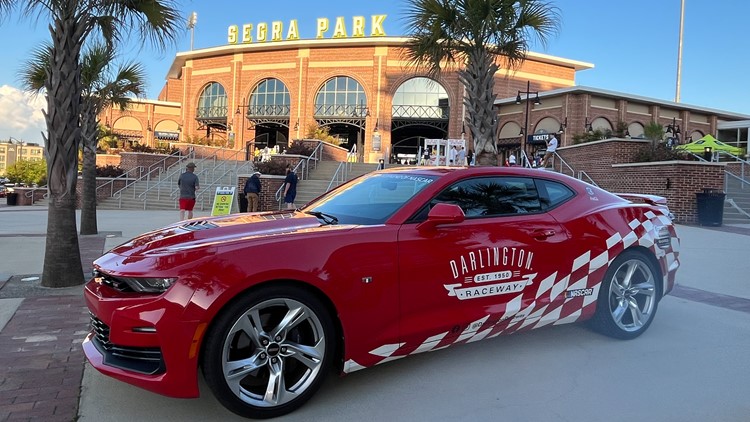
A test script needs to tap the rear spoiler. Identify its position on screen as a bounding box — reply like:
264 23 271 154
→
613 193 668 206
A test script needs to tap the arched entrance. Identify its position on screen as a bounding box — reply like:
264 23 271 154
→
391 77 450 163
313 76 369 159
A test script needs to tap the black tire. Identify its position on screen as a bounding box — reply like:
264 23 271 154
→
202 285 334 419
589 250 660 340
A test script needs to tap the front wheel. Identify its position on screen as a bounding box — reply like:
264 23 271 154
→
202 286 334 419
589 250 660 340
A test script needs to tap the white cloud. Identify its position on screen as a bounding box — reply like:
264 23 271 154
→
0 85 47 144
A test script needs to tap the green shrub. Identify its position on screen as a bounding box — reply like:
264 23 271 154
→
254 160 289 175
96 165 125 177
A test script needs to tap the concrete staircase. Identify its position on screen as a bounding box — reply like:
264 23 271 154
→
294 161 378 206
97 159 253 211
724 176 750 224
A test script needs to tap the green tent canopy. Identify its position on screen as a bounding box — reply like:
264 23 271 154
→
675 134 744 156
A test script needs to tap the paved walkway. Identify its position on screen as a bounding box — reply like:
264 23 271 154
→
0 204 749 421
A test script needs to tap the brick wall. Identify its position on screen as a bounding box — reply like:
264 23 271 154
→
96 154 121 167
237 174 285 212
297 139 349 162
171 143 246 161
119 152 181 175
556 139 726 224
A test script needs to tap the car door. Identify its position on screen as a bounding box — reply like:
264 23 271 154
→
396 176 571 354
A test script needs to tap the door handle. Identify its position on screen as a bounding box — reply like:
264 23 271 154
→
531 229 555 240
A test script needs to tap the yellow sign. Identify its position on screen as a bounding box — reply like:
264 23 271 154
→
211 187 236 216
228 15 387 45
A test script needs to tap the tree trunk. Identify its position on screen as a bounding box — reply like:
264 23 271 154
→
80 106 98 235
41 12 86 288
459 48 499 167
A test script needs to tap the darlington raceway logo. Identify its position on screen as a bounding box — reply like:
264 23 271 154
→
444 246 536 301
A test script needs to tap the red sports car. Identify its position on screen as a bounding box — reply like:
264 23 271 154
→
83 166 680 419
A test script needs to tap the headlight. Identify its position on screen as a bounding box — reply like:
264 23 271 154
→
118 277 177 293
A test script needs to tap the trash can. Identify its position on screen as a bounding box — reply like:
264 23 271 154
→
695 188 725 226
6 192 18 206
238 192 248 213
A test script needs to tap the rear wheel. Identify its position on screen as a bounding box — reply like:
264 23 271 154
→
202 286 334 419
589 250 660 339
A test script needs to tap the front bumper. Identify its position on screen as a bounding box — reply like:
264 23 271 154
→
83 279 204 398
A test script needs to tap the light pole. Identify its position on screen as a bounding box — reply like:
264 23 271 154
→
235 97 248 157
187 12 198 51
515 81 541 162
353 101 369 162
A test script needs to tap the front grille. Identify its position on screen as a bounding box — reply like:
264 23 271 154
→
181 220 218 231
89 313 166 375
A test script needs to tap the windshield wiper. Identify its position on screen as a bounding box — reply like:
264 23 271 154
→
304 211 339 225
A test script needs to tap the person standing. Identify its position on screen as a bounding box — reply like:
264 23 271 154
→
244 171 262 212
283 165 298 209
448 145 458 166
178 162 199 220
466 149 474 166
541 134 558 168
508 154 517 166
458 147 466 166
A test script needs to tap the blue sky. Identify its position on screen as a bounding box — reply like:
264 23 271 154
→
0 0 747 144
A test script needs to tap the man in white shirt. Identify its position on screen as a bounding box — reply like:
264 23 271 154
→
448 146 457 166
541 134 558 168
457 147 466 166
508 154 517 166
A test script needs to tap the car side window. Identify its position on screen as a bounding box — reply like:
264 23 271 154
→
421 177 543 219
535 179 575 210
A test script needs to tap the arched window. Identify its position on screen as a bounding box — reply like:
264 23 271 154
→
392 77 449 119
196 82 228 119
535 117 561 134
249 78 291 117
314 76 367 117
591 117 613 132
628 122 645 138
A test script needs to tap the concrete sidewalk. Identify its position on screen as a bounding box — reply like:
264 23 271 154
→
1 204 749 421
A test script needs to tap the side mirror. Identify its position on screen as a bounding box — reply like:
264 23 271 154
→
417 203 465 230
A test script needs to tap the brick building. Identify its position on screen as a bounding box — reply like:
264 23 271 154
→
495 86 750 163
100 34 750 165
0 140 45 176
100 36 592 163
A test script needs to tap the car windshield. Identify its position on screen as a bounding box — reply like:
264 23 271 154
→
303 172 437 225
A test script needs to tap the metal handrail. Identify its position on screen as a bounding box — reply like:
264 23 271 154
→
111 150 195 208
577 170 599 186
724 170 750 191
552 152 575 177
273 141 325 207
726 198 750 220
94 166 145 199
326 161 352 191
519 150 533 168
23 185 48 199
194 160 253 211
162 147 248 208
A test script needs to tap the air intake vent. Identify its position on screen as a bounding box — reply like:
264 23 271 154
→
181 220 219 231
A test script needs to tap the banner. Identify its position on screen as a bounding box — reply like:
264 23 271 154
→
211 187 236 216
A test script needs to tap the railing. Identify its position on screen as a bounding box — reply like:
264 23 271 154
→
273 142 325 209
327 161 352 191
520 150 533 168
194 159 253 211
577 170 599 187
23 185 48 201
164 147 249 210
551 152 576 177
94 166 146 199
111 149 195 208
726 198 750 220
724 171 750 192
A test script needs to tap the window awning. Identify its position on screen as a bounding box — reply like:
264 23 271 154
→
155 131 179 141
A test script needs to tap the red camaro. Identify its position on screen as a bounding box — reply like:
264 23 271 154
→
83 166 680 419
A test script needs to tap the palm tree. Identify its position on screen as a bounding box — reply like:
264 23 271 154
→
402 0 559 166
0 1 181 288
20 43 147 236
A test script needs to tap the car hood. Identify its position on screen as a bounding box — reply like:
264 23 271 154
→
108 211 351 257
